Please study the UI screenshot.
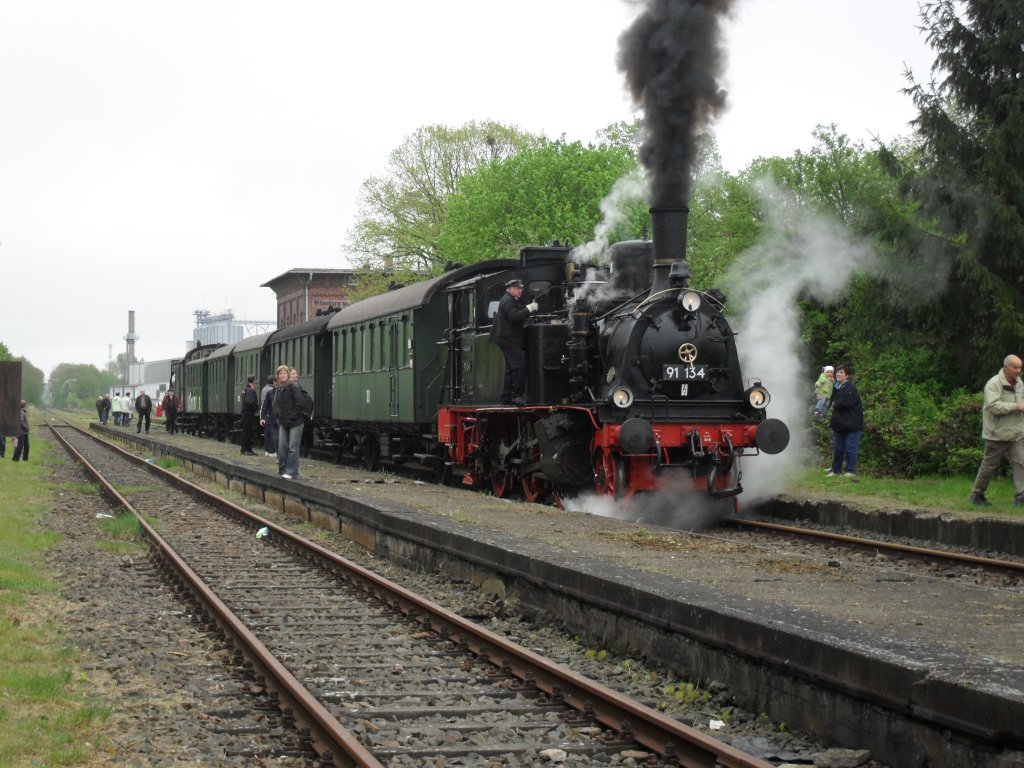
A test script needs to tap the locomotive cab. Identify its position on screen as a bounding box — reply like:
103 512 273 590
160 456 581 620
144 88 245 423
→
443 246 573 407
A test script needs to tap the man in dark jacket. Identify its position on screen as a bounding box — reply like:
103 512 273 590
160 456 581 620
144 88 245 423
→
161 389 181 434
489 278 538 405
240 375 259 455
11 400 29 461
259 375 278 456
827 364 864 477
135 390 153 434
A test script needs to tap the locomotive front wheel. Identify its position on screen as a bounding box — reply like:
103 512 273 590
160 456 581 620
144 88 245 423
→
594 449 627 500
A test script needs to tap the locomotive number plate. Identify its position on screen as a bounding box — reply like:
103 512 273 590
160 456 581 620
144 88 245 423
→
663 364 706 380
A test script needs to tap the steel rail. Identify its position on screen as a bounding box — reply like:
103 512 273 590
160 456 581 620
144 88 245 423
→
730 517 1024 575
47 421 385 768
59 419 773 768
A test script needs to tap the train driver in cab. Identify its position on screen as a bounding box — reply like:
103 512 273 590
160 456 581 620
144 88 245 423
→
489 278 538 406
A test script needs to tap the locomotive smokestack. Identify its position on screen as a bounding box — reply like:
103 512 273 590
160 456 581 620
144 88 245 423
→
650 206 688 295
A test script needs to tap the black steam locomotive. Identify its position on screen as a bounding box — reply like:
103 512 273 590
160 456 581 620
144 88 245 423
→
172 207 788 509
438 206 789 506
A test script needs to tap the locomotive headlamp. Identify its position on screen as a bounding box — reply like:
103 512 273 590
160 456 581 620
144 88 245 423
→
679 290 702 312
745 385 771 409
611 386 634 409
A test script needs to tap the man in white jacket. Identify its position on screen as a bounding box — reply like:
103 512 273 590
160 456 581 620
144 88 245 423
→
111 392 123 426
122 392 134 427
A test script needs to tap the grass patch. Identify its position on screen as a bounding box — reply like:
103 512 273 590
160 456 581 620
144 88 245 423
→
0 436 110 766
790 466 1024 515
96 513 144 554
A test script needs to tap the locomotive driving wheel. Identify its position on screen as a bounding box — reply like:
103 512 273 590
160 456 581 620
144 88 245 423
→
519 438 547 503
594 448 628 499
491 465 511 498
521 473 546 503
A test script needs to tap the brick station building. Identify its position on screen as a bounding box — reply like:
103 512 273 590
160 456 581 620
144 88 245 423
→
260 268 357 330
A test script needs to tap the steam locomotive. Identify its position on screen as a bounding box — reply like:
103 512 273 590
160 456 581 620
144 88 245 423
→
171 207 788 508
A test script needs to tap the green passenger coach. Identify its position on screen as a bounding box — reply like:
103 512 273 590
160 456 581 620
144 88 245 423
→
324 261 515 468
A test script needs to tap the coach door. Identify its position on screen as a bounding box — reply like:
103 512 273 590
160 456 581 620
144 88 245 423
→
388 318 400 419
452 289 475 400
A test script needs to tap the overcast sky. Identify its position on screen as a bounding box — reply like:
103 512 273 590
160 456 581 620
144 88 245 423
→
0 0 936 379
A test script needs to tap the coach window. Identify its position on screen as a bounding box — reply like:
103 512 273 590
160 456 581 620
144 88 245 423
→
380 319 387 371
403 316 412 367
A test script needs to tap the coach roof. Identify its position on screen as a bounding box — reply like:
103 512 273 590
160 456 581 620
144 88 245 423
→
233 331 274 353
326 260 516 329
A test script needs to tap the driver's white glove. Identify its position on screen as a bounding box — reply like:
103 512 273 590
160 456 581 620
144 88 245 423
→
526 302 539 313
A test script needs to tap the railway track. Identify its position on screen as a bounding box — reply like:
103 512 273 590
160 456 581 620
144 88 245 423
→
726 516 1024 581
48 419 774 768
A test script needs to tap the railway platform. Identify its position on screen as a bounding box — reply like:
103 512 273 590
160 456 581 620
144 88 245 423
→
93 422 1024 768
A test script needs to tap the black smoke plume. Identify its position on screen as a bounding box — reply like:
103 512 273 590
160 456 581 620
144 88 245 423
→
618 0 736 206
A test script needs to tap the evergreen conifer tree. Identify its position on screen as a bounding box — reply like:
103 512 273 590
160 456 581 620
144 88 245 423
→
883 0 1024 379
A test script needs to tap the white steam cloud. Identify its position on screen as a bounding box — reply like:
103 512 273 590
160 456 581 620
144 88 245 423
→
723 177 882 502
571 169 647 266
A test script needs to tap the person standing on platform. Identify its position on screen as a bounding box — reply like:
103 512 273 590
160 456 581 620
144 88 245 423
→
112 392 123 426
239 375 259 455
826 364 864 478
11 400 29 462
135 389 152 434
273 365 306 479
122 392 133 427
969 354 1024 506
162 389 181 434
259 375 278 456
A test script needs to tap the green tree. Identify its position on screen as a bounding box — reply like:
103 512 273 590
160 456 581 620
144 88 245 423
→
740 127 942 376
16 357 44 407
880 0 1024 383
596 118 644 157
49 363 108 410
0 341 10 361
685 170 762 289
347 121 542 272
438 139 643 264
